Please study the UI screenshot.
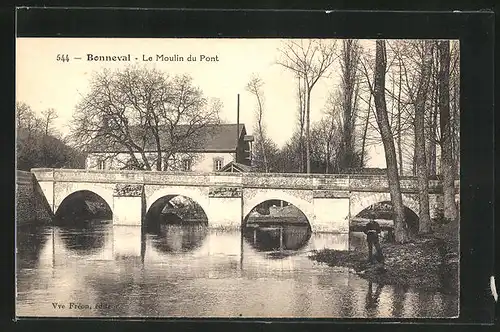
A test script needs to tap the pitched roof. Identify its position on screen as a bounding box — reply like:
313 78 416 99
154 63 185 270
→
219 161 253 173
87 123 246 153
196 124 246 151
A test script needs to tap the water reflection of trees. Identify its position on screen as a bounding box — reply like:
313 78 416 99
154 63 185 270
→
391 284 409 318
145 195 208 233
243 225 311 256
87 273 163 317
352 201 419 235
16 225 50 267
151 225 208 253
58 223 108 254
245 201 308 225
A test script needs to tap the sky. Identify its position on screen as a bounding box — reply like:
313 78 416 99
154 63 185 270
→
16 37 386 167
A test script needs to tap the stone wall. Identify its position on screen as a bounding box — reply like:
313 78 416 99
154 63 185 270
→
16 170 53 227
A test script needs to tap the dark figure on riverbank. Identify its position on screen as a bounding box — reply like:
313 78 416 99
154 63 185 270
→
364 218 384 263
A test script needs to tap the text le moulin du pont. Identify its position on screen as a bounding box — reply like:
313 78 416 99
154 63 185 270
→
86 53 219 62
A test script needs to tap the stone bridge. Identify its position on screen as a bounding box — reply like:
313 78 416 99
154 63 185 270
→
30 168 459 233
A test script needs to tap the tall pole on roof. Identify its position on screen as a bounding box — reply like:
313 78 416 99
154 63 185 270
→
236 94 240 161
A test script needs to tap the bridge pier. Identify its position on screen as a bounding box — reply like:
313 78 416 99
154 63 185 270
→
208 187 243 229
112 184 143 226
113 196 142 226
312 191 350 233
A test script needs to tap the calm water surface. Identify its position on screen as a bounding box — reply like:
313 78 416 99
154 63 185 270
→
16 222 458 318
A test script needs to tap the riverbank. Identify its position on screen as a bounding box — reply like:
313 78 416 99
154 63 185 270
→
309 221 459 293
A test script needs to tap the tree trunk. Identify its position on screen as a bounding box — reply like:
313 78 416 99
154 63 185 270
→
298 138 303 173
412 151 417 176
340 40 360 170
397 61 403 175
260 138 268 173
298 77 306 173
426 82 438 177
360 93 371 167
373 40 408 243
438 40 458 221
139 151 152 170
426 49 439 177
255 87 269 173
325 140 330 174
306 89 312 173
453 82 460 177
154 133 162 171
415 41 433 234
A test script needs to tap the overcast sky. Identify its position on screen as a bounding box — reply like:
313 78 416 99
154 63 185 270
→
16 37 387 167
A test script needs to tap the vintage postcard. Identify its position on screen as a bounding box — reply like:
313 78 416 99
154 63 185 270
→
15 37 460 318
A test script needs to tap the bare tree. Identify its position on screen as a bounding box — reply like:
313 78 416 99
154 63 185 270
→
17 101 85 170
246 75 269 172
438 40 458 222
41 108 58 137
311 116 341 173
338 39 362 171
425 44 440 177
389 56 406 176
70 66 220 171
388 41 426 177
373 40 408 243
16 102 31 130
450 41 460 177
16 102 42 139
296 76 306 172
414 41 433 234
359 96 371 167
277 39 338 173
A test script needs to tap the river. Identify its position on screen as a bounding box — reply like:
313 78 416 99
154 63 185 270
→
16 222 458 318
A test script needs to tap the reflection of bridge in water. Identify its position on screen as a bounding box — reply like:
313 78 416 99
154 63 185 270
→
33 223 345 265
17 223 458 318
29 168 459 256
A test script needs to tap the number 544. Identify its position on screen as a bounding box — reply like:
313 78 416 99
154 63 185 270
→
56 54 69 62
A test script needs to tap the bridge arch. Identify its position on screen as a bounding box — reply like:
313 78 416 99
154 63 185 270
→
349 192 419 221
54 183 114 215
146 186 210 222
243 189 314 230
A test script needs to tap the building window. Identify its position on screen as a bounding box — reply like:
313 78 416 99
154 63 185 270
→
214 158 224 171
98 159 106 170
182 158 192 171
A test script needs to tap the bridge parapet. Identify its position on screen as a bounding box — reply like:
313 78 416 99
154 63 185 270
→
209 173 243 186
30 168 455 193
349 176 388 190
31 168 54 181
242 174 314 189
143 172 210 186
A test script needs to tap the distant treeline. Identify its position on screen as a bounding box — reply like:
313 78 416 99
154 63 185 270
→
16 102 86 171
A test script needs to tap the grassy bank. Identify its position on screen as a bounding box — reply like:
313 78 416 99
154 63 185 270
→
309 221 459 293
